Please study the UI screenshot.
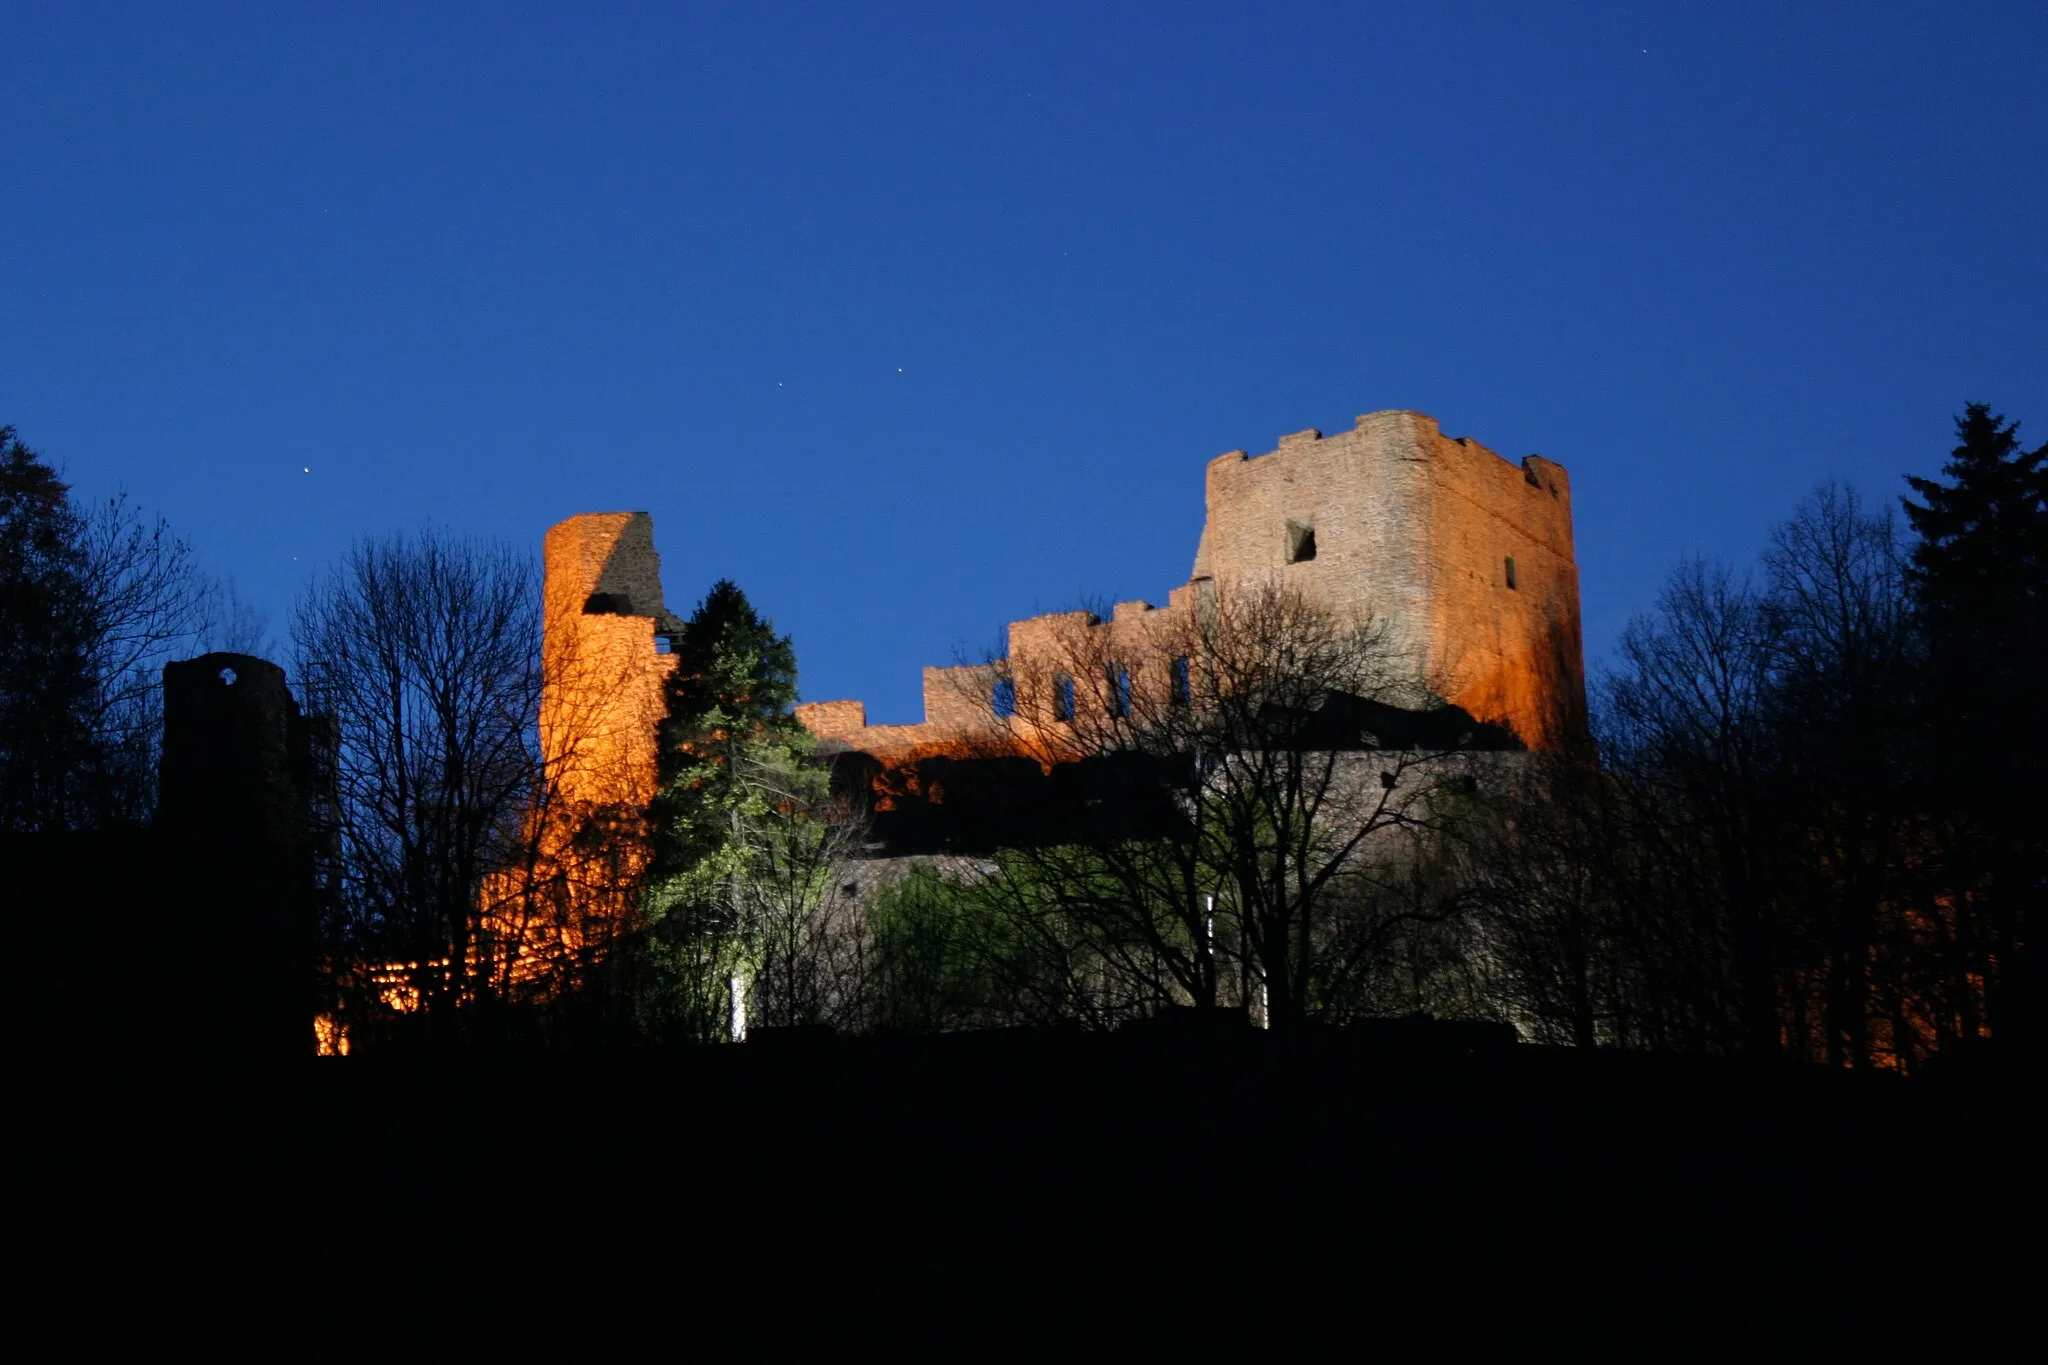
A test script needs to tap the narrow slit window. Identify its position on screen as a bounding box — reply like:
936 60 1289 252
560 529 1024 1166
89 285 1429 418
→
991 678 1016 718
1285 519 1317 564
1170 656 1192 706
1504 555 1518 590
1053 673 1076 721
1110 666 1131 719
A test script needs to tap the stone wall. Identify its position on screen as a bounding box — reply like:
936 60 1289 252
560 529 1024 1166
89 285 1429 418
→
160 652 313 853
798 409 1586 757
525 414 1585 854
484 513 683 984
540 513 680 812
158 651 320 1056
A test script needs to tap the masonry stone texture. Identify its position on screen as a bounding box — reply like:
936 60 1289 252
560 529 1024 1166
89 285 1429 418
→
470 513 683 979
541 512 680 814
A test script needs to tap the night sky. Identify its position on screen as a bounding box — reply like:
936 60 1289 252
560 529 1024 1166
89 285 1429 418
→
5 2 2042 724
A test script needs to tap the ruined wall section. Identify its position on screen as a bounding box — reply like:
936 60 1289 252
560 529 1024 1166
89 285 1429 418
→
794 699 870 742
1420 435 1584 748
540 513 679 812
1188 409 1583 745
159 652 321 1056
797 408 1586 757
1193 411 1439 705
477 513 683 990
797 665 1006 765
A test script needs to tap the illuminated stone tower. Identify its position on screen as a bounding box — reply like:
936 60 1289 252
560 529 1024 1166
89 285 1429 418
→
1187 410 1584 748
479 513 681 984
539 512 681 814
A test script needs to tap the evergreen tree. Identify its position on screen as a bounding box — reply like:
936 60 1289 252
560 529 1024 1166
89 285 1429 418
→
1903 403 2047 686
1902 403 2048 1048
642 580 840 1039
0 427 100 831
647 579 804 884
1 427 214 831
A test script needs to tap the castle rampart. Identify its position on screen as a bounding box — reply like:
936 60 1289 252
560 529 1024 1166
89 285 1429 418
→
797 409 1585 755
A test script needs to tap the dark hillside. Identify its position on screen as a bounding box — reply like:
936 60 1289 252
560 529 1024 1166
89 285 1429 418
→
19 1020 2031 1355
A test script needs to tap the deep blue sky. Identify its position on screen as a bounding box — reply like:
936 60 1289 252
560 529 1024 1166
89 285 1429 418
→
6 2 2043 722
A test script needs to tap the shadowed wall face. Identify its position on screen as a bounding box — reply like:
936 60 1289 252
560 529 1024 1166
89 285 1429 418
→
160 652 312 856
158 651 318 1056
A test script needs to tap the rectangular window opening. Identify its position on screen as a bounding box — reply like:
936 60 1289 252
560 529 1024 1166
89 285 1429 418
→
1285 519 1317 564
1170 656 1191 706
1504 555 1519 590
1110 666 1131 719
1053 673 1076 722
991 678 1016 719
654 635 674 655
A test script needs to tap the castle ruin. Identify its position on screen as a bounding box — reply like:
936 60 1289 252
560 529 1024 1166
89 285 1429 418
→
472 512 683 982
411 407 1586 986
794 409 1585 760
539 511 681 816
530 408 1584 875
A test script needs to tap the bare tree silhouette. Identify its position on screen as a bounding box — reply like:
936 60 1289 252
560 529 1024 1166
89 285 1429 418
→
930 581 1493 1035
293 530 545 1034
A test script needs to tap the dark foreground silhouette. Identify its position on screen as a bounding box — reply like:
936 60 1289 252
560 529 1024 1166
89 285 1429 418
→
7 809 2032 1355
17 1000 2032 1356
